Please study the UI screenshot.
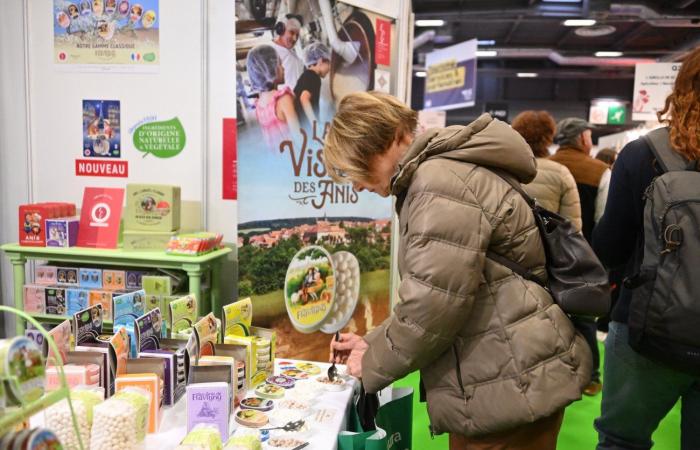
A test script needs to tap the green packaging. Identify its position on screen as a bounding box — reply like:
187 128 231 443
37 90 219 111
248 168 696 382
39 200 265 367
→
123 230 176 251
125 184 181 232
142 275 172 296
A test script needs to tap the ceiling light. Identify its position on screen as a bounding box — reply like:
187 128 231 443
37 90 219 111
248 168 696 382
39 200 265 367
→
563 19 597 27
517 72 538 78
543 0 582 3
476 50 498 57
478 40 496 46
595 51 623 57
415 71 427 78
415 19 445 27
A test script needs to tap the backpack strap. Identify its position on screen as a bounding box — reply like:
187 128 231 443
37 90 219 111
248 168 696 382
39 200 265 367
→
642 127 689 173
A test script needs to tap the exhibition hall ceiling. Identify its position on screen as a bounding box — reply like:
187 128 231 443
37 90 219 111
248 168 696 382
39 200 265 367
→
412 0 700 78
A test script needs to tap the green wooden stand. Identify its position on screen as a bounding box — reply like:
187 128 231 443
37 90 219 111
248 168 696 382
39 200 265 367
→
1 244 232 335
0 306 84 449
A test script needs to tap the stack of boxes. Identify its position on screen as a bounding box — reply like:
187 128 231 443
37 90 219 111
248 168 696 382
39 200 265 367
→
123 184 181 251
19 202 77 247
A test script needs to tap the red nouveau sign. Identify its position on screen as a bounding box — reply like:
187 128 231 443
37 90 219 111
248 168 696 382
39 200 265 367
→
75 159 129 178
76 187 125 249
375 18 391 66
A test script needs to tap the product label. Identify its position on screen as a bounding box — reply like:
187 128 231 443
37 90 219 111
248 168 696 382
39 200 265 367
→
223 298 253 337
47 320 72 366
45 288 67 315
137 308 163 352
113 290 146 327
169 295 197 335
193 313 219 357
284 246 335 331
74 304 103 345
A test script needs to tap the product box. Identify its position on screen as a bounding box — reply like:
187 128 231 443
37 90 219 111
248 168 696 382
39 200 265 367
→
139 351 177 406
66 351 106 392
45 364 101 390
169 295 197 338
142 275 173 296
198 356 237 410
45 217 80 247
166 232 223 256
123 230 176 251
45 287 66 316
24 284 46 314
89 290 115 320
66 288 89 316
46 319 72 366
193 313 220 358
103 270 126 291
135 308 164 353
125 184 181 232
56 267 79 286
160 337 195 402
126 270 148 290
79 268 103 289
19 202 75 247
35 265 57 285
186 382 230 439
115 373 163 433
223 327 276 389
113 290 146 326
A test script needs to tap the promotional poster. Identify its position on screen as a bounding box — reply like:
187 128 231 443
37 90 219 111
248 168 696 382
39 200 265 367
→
53 0 160 70
424 39 477 111
632 62 681 122
236 0 399 361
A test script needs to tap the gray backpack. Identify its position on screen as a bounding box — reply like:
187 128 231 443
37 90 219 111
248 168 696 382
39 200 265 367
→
627 127 700 374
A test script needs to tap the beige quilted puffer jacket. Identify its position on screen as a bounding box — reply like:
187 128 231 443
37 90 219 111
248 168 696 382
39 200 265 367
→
523 158 582 232
361 114 592 437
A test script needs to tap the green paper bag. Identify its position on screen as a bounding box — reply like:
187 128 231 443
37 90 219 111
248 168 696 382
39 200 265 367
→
338 387 413 450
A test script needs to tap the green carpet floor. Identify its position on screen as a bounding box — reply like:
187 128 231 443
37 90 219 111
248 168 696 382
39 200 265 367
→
393 342 681 449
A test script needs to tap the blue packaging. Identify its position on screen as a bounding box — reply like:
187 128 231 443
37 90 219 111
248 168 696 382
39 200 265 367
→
66 288 89 316
79 268 103 289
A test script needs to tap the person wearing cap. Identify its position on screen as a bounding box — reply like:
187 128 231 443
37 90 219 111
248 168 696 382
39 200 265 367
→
550 117 611 398
294 42 331 127
272 15 305 90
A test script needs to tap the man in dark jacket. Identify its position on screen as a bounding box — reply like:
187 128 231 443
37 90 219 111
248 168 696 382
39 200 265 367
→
550 117 611 396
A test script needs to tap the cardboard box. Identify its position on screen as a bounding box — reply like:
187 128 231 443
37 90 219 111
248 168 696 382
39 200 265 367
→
35 265 57 285
24 285 46 313
19 202 75 246
45 287 66 316
66 288 89 316
126 270 148 290
45 217 80 247
115 373 162 433
56 267 79 286
125 184 181 232
103 270 126 291
88 290 115 320
79 268 103 289
123 230 176 251
142 275 173 296
186 382 230 439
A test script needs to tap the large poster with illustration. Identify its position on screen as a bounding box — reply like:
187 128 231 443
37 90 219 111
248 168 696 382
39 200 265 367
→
53 0 159 70
236 0 400 361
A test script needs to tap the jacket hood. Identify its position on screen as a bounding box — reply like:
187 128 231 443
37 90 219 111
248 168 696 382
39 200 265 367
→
391 114 537 195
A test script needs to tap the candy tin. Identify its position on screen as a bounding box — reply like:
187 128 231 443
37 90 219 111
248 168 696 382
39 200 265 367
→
280 369 309 380
240 397 274 412
235 409 269 428
315 376 347 392
255 383 285 399
0 337 45 404
295 363 321 375
266 375 295 389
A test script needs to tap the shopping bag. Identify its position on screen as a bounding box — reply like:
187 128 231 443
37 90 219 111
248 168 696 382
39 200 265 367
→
338 387 413 450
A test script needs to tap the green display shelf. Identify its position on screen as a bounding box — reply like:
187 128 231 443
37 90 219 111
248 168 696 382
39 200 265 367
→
1 243 232 335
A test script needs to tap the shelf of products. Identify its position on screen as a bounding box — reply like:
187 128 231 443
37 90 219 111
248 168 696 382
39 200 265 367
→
1 243 232 335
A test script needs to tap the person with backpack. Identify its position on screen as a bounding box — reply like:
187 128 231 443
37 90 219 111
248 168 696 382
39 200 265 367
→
323 91 592 450
592 46 700 450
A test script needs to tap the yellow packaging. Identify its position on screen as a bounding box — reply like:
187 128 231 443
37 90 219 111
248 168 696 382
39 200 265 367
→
222 298 253 337
223 327 275 389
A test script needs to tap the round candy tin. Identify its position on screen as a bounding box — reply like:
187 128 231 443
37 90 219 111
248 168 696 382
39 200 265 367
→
235 409 269 428
255 383 285 399
266 375 295 389
281 369 309 380
296 362 321 375
240 397 274 412
0 337 45 404
283 245 336 334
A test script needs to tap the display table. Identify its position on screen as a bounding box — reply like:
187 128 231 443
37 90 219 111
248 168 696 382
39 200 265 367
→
1 243 232 335
31 360 358 450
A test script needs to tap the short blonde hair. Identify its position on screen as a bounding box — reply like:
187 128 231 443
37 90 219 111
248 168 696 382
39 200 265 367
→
324 91 417 184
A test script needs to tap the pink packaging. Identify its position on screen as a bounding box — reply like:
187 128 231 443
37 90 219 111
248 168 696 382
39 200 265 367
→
36 266 58 285
24 285 46 313
45 365 89 390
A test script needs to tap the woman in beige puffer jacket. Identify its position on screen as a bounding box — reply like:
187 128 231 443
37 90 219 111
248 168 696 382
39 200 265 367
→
512 110 583 231
324 92 592 450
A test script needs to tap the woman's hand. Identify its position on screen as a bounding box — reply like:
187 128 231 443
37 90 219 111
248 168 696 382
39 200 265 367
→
329 332 369 378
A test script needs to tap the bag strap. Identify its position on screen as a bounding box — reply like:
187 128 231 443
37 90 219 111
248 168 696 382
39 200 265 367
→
483 167 546 288
642 127 688 173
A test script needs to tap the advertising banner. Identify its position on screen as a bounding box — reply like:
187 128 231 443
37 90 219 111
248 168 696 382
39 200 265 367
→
632 63 681 122
53 0 160 71
424 39 477 111
236 0 398 361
